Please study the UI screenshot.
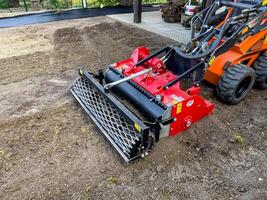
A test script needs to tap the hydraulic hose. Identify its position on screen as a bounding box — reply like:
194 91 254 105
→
173 21 230 60
201 1 220 33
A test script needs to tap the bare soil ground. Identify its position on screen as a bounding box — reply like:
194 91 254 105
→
0 17 266 200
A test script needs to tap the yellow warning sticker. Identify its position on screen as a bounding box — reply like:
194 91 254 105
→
241 27 249 35
118 64 129 70
134 122 141 132
176 103 182 114
263 0 267 6
208 56 216 66
79 69 83 75
171 99 179 105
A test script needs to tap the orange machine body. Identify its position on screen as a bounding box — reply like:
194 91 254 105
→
204 19 267 86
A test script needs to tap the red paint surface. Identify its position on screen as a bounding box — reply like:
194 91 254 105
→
114 47 214 136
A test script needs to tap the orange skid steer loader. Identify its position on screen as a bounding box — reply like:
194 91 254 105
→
191 0 267 104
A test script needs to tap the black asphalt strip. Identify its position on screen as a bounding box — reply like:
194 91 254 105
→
0 5 160 28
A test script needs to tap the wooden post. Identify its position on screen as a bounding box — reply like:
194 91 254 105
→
134 0 142 23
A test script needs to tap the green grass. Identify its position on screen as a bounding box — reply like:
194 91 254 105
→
143 0 166 4
0 0 32 9
88 0 118 8
87 0 167 8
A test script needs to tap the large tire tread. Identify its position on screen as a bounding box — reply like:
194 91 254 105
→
217 64 255 105
254 53 267 89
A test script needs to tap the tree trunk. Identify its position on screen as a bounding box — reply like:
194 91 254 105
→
8 0 20 7
31 0 39 10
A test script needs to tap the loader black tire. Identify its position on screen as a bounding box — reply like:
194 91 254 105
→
216 64 255 105
253 53 267 89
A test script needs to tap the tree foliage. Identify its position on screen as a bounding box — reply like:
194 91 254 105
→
0 0 20 8
40 0 66 9
8 0 20 7
40 0 120 8
0 0 169 10
0 0 8 9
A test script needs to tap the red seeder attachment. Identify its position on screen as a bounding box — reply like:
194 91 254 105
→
110 47 214 136
70 46 214 161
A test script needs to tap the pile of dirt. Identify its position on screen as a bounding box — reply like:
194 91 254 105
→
0 17 266 200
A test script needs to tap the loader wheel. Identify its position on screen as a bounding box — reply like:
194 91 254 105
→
253 53 267 89
216 64 255 105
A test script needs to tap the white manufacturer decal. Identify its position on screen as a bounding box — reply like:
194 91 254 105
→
171 95 184 102
186 100 194 107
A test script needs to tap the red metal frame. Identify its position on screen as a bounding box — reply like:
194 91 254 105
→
112 47 214 136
